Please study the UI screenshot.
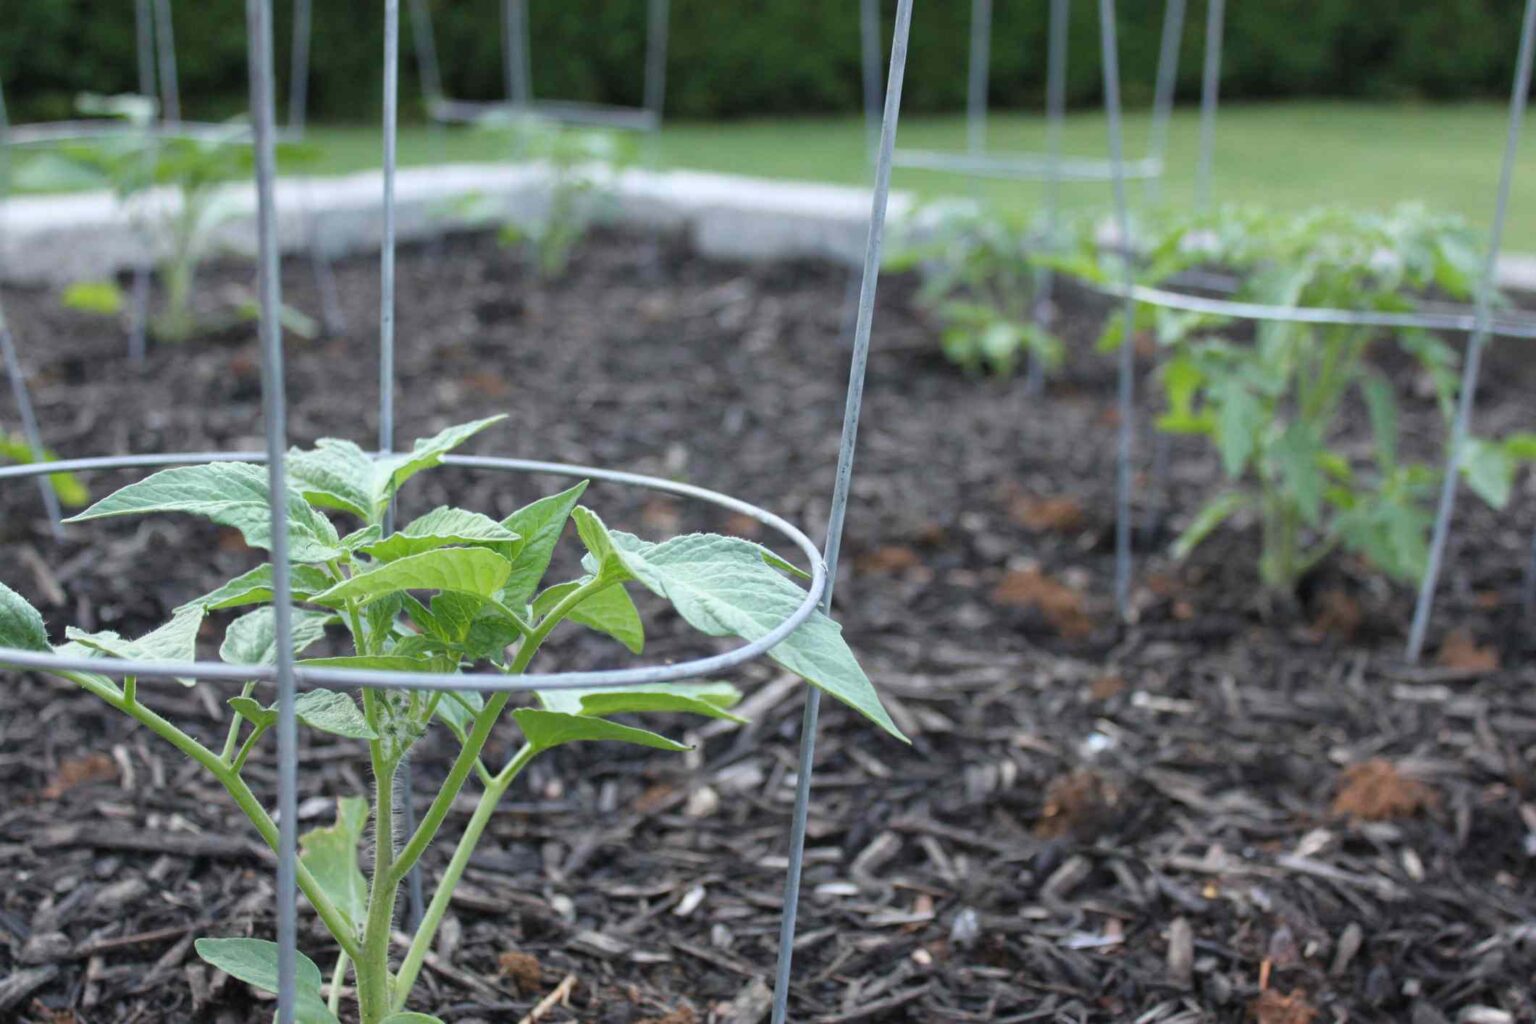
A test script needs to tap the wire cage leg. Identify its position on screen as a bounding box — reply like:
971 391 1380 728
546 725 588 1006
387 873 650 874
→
0 309 64 540
1407 0 1536 663
1027 0 1072 397
770 3 915 1021
1194 0 1225 211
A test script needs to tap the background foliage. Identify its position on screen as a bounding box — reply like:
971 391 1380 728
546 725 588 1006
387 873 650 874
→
1 0 1527 123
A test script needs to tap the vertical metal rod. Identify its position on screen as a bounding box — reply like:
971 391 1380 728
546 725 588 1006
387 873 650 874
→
1407 0 1536 663
0 91 64 541
136 0 158 103
379 0 424 932
1028 0 1070 396
245 0 299 1020
0 311 65 540
1100 0 1138 621
1523 528 1536 621
858 0 884 160
153 0 181 123
1144 0 1187 203
966 0 993 156
643 0 671 124
1194 0 1224 211
409 0 446 105
289 0 313 135
771 3 914 1020
506 0 532 107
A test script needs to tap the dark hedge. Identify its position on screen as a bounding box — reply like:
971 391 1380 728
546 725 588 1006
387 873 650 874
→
1 0 1526 124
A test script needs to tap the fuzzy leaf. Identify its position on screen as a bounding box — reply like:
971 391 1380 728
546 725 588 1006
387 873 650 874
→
513 708 688 753
435 690 485 743
380 1015 447 1024
64 463 343 563
192 938 338 1024
230 688 377 740
362 506 520 563
499 481 589 608
533 578 644 654
299 797 369 932
537 681 744 723
579 516 902 741
67 605 206 685
376 417 507 499
1460 437 1517 510
219 607 333 666
310 548 513 608
178 563 332 613
0 581 49 652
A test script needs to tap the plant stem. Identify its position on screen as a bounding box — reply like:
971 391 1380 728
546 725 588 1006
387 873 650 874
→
219 680 259 764
357 699 401 1022
391 745 535 1009
387 576 609 884
61 670 361 959
327 951 350 1015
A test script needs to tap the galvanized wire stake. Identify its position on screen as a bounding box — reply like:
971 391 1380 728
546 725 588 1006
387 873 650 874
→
1028 0 1071 397
1099 0 1138 622
859 0 883 160
771 3 913 1020
966 0 993 157
153 0 181 123
128 266 151 367
136 0 158 103
1144 0 1187 205
409 0 446 106
1407 0 1536 664
1195 0 1224 211
244 0 300 1020
643 0 671 124
289 0 313 135
0 308 64 541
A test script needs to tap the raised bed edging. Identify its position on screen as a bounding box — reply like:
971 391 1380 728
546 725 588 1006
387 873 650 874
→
0 163 915 287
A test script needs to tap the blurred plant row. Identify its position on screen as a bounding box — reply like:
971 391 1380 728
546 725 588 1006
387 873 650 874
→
890 202 1535 601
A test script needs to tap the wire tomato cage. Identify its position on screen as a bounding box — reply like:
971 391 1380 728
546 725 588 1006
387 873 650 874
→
1090 0 1536 658
0 0 916 1022
409 0 670 134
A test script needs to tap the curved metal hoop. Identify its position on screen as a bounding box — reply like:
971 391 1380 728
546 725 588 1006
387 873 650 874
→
0 450 828 693
1091 279 1536 341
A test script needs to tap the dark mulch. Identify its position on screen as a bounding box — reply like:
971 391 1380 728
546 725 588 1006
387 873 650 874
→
2 229 1535 1024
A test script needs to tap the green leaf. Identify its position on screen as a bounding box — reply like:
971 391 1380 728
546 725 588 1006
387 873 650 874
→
287 438 377 520
513 708 689 754
571 506 632 582
219 607 333 666
66 605 207 684
596 521 904 741
537 681 744 723
1360 372 1400 472
0 581 50 652
1273 423 1324 526
1460 437 1517 510
192 938 339 1024
375 416 507 501
499 481 589 608
179 563 333 613
1171 491 1250 561
380 1014 448 1024
230 689 377 740
362 506 520 562
64 463 343 563
62 280 125 315
1213 379 1262 478
434 689 484 743
533 578 644 654
1502 432 1536 462
299 797 369 933
310 548 513 608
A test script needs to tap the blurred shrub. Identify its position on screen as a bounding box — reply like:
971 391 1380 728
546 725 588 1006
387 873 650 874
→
1 0 1527 123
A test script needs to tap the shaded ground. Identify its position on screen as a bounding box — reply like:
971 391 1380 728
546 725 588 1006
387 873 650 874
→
2 230 1535 1023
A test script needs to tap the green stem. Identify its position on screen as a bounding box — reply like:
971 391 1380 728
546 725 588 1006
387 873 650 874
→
219 680 259 764
61 670 361 960
357 698 400 1022
387 575 609 885
391 745 536 1010
327 951 350 1015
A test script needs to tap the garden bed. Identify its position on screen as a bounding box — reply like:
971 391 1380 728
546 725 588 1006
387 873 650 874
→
2 230 1534 1023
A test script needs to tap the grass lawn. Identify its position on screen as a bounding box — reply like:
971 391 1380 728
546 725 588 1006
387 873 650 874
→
13 102 1536 248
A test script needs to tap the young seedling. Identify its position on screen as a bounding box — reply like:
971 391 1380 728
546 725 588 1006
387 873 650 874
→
1122 205 1534 599
447 113 631 280
889 205 1063 377
0 416 902 1023
20 94 316 344
0 431 88 509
